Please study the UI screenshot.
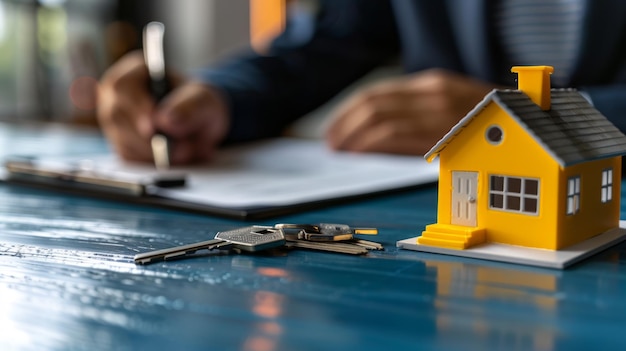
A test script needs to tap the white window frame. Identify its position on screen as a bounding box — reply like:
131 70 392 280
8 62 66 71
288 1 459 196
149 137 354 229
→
601 168 613 203
567 176 581 215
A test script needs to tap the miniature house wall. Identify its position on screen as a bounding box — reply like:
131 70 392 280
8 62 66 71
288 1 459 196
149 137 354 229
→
420 66 626 251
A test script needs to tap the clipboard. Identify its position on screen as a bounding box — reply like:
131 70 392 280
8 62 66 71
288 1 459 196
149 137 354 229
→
4 157 186 196
2 138 439 219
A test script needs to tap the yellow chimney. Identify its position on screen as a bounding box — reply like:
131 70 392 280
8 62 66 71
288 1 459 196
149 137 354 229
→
511 66 554 111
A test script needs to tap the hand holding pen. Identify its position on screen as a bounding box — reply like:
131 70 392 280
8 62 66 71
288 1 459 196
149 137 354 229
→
96 23 230 166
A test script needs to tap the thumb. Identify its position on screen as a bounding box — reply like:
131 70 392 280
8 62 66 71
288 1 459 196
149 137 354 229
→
154 82 228 141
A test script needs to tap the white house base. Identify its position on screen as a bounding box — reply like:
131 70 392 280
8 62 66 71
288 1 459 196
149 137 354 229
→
397 221 626 269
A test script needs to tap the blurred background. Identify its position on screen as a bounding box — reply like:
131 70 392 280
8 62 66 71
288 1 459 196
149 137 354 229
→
0 0 290 125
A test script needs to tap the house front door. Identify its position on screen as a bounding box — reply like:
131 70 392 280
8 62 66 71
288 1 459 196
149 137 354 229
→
451 171 478 227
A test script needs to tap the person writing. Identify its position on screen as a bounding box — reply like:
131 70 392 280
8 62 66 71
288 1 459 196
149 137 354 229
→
97 0 626 165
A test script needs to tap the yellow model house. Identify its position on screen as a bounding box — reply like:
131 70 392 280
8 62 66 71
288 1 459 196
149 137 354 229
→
419 66 626 251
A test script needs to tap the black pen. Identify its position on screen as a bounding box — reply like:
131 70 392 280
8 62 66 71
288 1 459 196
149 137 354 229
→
143 21 171 170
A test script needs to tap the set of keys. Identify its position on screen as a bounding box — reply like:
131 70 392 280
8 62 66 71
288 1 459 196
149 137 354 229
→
134 223 383 265
276 223 382 255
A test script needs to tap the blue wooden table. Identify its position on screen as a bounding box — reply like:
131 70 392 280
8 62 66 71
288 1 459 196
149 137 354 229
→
1 123 625 351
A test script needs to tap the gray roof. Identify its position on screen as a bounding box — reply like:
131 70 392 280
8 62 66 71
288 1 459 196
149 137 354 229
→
425 89 626 167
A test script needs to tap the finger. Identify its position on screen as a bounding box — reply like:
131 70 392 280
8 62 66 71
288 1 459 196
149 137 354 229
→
326 80 407 141
336 120 438 155
97 97 154 161
98 98 154 161
326 91 418 150
168 138 196 165
98 100 153 161
167 105 224 165
190 126 220 162
100 51 150 93
98 85 154 135
168 128 218 165
97 51 156 162
325 76 420 145
154 83 226 138
152 83 229 164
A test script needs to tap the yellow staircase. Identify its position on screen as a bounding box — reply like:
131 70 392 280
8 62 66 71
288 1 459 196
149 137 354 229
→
418 224 486 250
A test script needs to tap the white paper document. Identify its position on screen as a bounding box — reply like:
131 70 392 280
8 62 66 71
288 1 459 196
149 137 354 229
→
4 138 439 215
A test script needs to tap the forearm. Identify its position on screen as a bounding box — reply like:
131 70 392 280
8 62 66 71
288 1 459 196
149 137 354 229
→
197 0 400 142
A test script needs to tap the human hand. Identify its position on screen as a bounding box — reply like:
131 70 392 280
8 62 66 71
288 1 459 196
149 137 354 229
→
97 51 229 164
325 69 500 155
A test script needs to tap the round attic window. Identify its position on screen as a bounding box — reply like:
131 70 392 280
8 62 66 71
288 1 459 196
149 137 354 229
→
486 125 503 145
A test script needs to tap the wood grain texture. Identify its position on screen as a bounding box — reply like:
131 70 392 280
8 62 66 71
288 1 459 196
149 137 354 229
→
1 123 625 351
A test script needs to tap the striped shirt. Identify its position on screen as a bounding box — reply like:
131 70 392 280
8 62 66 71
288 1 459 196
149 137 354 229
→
495 0 586 87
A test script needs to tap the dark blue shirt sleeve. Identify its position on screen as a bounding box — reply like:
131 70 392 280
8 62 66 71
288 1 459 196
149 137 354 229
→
197 0 400 142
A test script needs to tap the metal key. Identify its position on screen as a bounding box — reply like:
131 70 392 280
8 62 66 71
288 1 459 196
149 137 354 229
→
275 223 378 242
285 240 369 255
276 224 352 242
318 223 378 236
275 223 383 255
134 225 285 265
